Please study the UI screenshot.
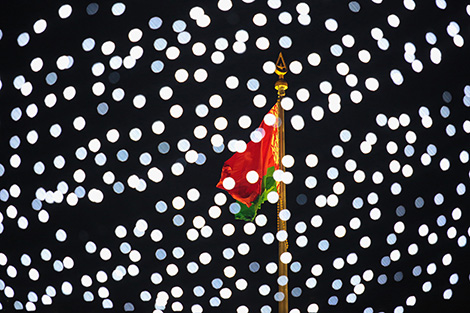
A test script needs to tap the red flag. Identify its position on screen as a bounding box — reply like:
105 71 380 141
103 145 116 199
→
216 103 280 221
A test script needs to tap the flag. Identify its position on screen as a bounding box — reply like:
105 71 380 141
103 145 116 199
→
216 102 280 221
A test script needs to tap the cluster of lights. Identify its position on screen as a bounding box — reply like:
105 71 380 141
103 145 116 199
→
1 0 470 312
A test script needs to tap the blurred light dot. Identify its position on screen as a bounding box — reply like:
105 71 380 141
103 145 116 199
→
325 18 338 31
358 50 371 63
112 2 126 15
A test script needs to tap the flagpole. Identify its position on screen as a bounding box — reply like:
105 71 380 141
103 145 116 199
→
275 52 288 313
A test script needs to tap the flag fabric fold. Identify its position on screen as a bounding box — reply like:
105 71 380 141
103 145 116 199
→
216 103 280 221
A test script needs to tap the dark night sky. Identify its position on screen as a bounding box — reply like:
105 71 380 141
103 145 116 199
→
0 1 470 312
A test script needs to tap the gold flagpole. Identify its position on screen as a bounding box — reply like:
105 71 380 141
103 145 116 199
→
274 52 288 313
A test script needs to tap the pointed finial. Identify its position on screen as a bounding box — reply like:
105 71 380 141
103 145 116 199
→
274 52 288 97
275 52 288 78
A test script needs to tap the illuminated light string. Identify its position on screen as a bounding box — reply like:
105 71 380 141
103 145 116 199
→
0 0 469 312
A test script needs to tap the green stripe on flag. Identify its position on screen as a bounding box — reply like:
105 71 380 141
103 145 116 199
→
235 166 277 221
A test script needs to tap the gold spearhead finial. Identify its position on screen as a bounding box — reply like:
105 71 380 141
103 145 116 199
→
275 52 288 97
275 52 288 78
